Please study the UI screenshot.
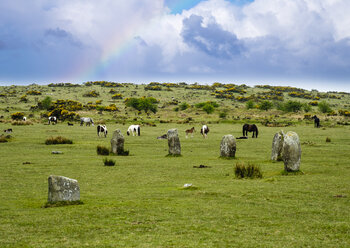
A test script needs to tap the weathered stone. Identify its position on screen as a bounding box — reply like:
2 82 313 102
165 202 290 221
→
271 131 284 161
48 175 80 203
110 129 124 155
167 129 181 155
220 135 236 157
282 131 301 171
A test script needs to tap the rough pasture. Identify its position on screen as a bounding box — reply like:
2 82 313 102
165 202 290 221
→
0 122 349 247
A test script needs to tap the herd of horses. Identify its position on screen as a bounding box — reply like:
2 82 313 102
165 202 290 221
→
18 115 320 139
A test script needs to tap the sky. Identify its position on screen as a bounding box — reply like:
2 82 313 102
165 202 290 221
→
0 0 350 92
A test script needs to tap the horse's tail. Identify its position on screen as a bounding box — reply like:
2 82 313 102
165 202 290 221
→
137 126 140 136
255 125 259 138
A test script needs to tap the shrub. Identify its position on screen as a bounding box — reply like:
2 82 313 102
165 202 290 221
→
41 96 52 110
103 158 116 166
318 101 332 113
303 103 312 112
283 100 303 112
125 97 158 113
234 162 262 179
112 93 123 99
11 112 25 120
179 102 190 111
195 101 218 114
0 135 11 143
246 100 255 109
45 136 73 145
97 145 110 155
202 104 215 114
19 95 28 103
258 100 273 111
26 90 42 95
219 112 227 119
83 90 100 97
326 137 331 143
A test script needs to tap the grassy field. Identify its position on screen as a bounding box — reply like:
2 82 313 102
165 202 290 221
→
0 83 350 247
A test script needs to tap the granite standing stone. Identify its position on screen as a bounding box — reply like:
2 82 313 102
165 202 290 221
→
220 135 236 158
271 131 284 161
111 129 124 155
282 131 301 171
48 175 80 203
167 129 181 155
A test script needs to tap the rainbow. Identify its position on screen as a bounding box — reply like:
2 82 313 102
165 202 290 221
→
72 0 204 83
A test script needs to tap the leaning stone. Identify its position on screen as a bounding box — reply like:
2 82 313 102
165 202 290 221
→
220 135 236 158
110 129 125 155
167 129 181 155
282 131 301 171
271 131 284 161
48 175 80 203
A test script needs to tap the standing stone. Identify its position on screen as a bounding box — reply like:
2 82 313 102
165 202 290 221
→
111 129 124 155
282 131 301 171
271 131 284 161
48 175 80 203
167 129 181 155
220 135 236 158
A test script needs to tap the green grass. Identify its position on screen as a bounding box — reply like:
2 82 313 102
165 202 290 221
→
0 83 349 247
0 122 349 247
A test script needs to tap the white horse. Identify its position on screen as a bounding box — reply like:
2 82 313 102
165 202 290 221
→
127 125 140 136
48 116 57 125
200 125 209 138
80 117 94 126
97 125 108 137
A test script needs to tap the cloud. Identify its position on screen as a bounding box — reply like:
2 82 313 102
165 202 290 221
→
181 14 243 59
0 0 350 91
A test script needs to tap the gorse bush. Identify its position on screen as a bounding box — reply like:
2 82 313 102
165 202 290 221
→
234 162 262 179
103 158 116 166
11 112 25 120
179 102 190 111
45 136 73 145
97 145 110 155
246 100 255 109
283 100 303 112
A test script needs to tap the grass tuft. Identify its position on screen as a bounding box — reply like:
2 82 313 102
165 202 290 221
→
103 158 116 166
326 137 331 142
166 154 182 157
0 135 12 143
43 200 83 208
45 136 73 145
97 145 110 155
234 162 263 179
280 170 304 176
11 120 33 126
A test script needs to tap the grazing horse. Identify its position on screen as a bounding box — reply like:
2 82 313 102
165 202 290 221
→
185 127 195 138
23 116 27 121
312 115 320 128
127 125 140 136
243 124 259 138
80 117 94 126
4 128 12 133
48 116 57 125
97 125 108 137
200 125 209 138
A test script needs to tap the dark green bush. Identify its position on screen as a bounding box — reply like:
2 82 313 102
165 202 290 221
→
45 136 73 145
283 100 303 112
179 102 190 110
246 100 255 109
234 162 262 179
97 145 110 155
318 101 332 113
258 100 273 111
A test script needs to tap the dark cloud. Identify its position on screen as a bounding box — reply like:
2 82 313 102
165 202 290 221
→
44 27 82 48
181 14 243 59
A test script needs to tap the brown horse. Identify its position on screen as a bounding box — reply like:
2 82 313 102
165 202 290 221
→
242 124 258 138
185 127 195 138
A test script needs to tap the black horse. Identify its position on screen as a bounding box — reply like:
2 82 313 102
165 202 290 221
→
242 124 259 138
312 115 320 128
